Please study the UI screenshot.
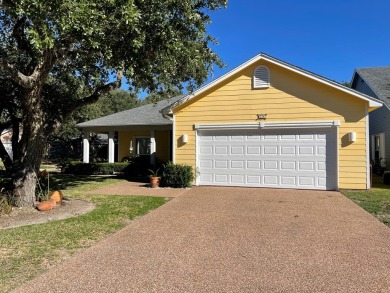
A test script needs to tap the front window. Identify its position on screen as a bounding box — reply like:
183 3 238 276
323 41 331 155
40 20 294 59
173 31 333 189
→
135 137 150 155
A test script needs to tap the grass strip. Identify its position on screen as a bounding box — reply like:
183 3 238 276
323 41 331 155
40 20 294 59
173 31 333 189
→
342 175 390 226
0 175 166 293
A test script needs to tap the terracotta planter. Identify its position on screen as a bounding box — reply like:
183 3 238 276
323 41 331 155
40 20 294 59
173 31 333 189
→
50 190 64 203
37 200 56 211
150 176 160 188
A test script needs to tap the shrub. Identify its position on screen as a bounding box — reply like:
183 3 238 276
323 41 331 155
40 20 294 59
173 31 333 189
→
160 162 194 188
63 162 129 175
384 172 390 185
123 156 165 177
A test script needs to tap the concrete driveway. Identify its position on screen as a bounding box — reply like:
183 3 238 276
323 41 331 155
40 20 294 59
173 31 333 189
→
14 187 390 292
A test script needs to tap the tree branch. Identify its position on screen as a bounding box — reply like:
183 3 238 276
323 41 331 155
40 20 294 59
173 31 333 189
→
0 60 36 89
44 71 123 135
73 71 123 111
12 17 32 53
0 140 13 170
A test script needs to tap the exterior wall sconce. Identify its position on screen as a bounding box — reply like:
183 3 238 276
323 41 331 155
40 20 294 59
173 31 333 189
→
182 134 188 143
348 132 357 142
257 114 267 120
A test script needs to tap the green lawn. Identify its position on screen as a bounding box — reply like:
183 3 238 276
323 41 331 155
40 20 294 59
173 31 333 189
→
342 175 390 226
0 175 167 293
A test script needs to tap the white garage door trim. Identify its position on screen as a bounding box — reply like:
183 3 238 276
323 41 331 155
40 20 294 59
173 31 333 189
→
194 120 340 130
195 121 339 190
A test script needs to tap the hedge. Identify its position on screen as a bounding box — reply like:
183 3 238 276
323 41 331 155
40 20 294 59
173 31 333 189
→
63 162 130 175
160 162 194 188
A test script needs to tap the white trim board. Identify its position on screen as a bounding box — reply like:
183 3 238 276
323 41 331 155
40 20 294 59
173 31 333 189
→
193 121 340 131
365 104 370 189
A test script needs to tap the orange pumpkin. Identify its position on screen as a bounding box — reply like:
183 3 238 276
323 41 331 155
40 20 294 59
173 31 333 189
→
37 200 56 211
50 190 64 203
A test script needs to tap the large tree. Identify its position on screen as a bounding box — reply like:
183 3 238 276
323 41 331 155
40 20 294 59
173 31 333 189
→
0 0 226 207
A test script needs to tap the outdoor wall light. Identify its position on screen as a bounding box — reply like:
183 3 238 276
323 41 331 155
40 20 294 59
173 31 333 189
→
182 134 188 143
348 132 357 142
257 114 267 120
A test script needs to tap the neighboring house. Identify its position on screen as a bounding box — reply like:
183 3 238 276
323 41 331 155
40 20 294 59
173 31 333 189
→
1 129 14 160
78 53 382 190
351 67 390 170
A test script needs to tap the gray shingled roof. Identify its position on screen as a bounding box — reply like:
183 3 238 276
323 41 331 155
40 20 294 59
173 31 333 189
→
355 67 390 109
77 95 185 128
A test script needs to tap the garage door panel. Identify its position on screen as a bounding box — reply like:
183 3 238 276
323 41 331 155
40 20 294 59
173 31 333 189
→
200 146 213 155
215 160 228 169
197 128 337 190
215 146 228 155
264 176 279 185
298 146 315 155
231 146 244 154
247 176 261 184
263 161 278 170
247 146 261 154
247 161 261 169
199 160 212 168
200 173 213 184
231 174 245 184
281 176 296 186
264 146 278 155
281 146 296 155
231 160 245 169
281 161 297 170
298 161 315 171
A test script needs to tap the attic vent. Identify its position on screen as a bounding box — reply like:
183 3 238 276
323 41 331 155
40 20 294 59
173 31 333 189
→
253 65 270 89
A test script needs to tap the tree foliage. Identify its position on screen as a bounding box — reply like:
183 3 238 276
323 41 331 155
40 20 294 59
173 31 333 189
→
0 0 226 206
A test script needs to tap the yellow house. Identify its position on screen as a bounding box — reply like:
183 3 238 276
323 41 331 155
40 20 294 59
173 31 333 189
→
162 53 382 190
79 53 382 190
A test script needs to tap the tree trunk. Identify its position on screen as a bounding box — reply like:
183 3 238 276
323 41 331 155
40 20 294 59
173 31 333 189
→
12 168 39 207
11 86 46 207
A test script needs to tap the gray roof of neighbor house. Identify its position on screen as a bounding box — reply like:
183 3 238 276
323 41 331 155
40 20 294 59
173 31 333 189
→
353 67 390 109
77 95 185 128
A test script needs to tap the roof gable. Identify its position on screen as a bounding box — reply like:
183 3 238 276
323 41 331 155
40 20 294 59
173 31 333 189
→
352 67 390 110
162 53 382 114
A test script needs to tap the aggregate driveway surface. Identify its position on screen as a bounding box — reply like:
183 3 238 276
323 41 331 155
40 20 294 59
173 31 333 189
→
14 187 390 292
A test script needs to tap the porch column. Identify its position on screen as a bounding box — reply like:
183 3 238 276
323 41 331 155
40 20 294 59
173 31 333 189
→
108 131 115 163
150 130 156 166
82 131 90 163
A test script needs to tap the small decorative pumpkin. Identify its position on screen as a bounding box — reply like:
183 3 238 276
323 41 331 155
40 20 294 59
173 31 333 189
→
37 200 56 211
50 190 64 203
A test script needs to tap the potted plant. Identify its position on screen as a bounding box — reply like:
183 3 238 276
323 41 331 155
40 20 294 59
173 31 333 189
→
148 168 160 188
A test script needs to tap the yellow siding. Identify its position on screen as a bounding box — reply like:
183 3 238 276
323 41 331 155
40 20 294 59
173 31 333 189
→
155 130 171 162
174 60 369 189
118 130 171 163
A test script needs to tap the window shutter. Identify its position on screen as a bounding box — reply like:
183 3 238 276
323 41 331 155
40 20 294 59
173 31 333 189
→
253 66 270 88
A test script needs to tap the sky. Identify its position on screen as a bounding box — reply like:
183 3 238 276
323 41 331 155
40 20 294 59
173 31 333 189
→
205 0 390 84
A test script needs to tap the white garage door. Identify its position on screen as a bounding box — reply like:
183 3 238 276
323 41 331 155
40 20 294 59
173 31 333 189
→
197 128 337 190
